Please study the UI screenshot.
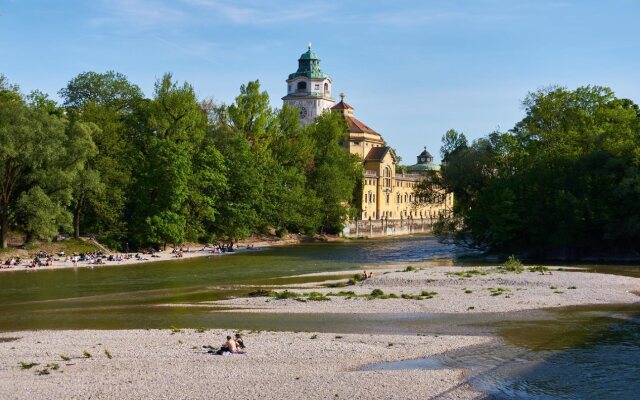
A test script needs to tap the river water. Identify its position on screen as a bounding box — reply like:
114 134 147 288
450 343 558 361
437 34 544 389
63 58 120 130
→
1 235 638 399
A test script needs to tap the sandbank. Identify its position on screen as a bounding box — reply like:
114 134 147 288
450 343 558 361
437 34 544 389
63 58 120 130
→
208 266 640 314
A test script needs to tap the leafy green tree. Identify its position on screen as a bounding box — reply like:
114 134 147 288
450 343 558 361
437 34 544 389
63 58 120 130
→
17 187 72 243
436 86 640 255
305 112 361 233
0 81 95 246
128 73 209 248
60 71 144 246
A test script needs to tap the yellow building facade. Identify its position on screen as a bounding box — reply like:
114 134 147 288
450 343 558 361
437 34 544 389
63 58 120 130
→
332 98 452 221
284 46 452 221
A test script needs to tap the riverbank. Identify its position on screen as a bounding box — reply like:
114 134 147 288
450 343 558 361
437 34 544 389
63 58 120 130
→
0 233 340 273
209 266 640 314
0 329 490 400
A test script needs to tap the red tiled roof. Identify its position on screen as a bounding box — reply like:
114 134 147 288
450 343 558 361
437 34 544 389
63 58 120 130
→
345 115 379 135
331 101 354 110
365 146 391 161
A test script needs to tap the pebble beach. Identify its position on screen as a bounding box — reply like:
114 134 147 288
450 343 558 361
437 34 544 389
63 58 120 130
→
0 329 490 400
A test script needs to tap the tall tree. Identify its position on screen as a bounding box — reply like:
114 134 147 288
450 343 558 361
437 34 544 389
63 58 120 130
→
60 71 144 246
0 81 95 247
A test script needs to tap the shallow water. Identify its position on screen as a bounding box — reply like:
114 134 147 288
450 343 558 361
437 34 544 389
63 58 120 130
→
1 235 639 399
0 235 461 331
364 304 640 399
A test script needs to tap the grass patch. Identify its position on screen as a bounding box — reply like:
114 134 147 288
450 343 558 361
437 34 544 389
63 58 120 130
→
270 290 301 300
401 293 423 300
549 286 558 290
420 290 438 299
324 281 349 288
47 363 60 370
501 255 524 273
568 286 577 289
195 326 208 333
464 288 473 294
104 347 112 359
370 289 384 297
248 289 273 297
528 265 550 273
83 350 91 358
447 269 491 278
303 292 331 301
488 287 511 296
59 354 70 361
310 334 318 339
170 326 182 334
19 362 39 370
554 290 565 294
56 238 102 254
36 368 50 376
402 266 416 272
327 290 356 297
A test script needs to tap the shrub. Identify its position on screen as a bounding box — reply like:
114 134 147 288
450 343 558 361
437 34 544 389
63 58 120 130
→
59 354 70 361
370 289 384 297
305 292 330 301
272 290 301 300
19 362 39 370
502 255 524 273
402 266 416 272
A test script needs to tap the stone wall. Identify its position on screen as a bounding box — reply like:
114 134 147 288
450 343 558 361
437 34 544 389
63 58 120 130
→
342 218 435 238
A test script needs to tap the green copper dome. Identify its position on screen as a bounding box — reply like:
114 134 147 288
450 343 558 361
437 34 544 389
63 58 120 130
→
299 48 319 60
408 163 440 172
288 45 329 80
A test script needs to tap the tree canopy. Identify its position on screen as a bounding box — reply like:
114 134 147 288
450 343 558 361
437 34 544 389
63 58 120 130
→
0 73 360 250
422 86 640 258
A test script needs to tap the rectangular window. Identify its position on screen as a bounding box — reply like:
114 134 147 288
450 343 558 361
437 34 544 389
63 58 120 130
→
314 84 320 90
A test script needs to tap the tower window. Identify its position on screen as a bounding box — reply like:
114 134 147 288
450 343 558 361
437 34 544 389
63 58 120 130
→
324 82 329 95
314 84 320 90
297 81 307 92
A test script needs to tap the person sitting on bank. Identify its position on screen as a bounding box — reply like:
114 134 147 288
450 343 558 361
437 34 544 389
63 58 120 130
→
212 335 244 355
234 333 245 350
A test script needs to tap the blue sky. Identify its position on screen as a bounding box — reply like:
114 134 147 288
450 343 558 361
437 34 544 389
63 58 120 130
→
1 0 639 162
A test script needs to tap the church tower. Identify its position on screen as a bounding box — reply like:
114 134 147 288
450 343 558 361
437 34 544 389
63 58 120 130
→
282 44 335 124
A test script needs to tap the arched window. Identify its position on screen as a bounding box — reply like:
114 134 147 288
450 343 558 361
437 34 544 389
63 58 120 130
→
324 82 329 95
297 81 307 92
